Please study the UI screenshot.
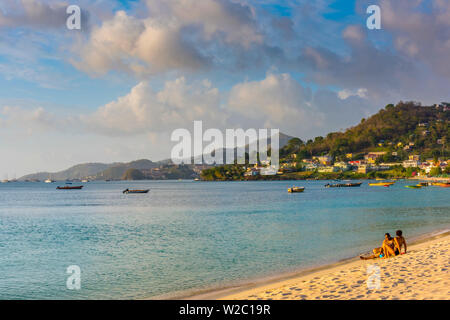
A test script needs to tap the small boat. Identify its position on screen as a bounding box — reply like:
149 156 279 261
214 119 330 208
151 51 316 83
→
369 182 395 186
325 183 362 188
123 189 150 194
45 179 55 183
416 182 430 187
81 179 89 183
405 185 421 189
288 186 305 193
57 186 83 190
439 183 450 188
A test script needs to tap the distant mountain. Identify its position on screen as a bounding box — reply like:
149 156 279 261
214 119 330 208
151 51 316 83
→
20 160 158 181
20 163 112 181
91 159 159 180
18 132 294 181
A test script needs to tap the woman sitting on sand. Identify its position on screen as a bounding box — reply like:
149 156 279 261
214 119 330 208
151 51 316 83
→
394 230 407 255
360 233 397 260
382 233 397 258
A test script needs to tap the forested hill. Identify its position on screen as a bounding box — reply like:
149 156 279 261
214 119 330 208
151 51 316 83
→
281 102 449 161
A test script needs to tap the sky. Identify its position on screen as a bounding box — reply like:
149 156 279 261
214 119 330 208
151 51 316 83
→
0 0 449 177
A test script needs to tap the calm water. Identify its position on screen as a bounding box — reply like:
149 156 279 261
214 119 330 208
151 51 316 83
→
0 180 449 299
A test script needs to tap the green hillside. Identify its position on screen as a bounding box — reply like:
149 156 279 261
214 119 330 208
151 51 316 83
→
281 102 449 161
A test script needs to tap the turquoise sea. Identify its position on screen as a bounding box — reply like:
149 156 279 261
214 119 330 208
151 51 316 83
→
0 180 449 299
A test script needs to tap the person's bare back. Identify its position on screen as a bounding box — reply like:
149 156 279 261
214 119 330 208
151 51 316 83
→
394 230 407 254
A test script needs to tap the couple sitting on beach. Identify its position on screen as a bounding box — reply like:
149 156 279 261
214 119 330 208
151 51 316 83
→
360 230 407 260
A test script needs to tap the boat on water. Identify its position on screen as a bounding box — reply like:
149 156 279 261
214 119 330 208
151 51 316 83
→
288 186 305 193
405 185 421 189
45 179 55 183
369 181 395 187
81 179 89 183
123 189 150 194
431 182 450 187
57 186 83 190
416 182 431 187
325 182 362 188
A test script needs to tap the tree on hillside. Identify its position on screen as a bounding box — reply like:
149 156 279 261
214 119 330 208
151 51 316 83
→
122 169 145 180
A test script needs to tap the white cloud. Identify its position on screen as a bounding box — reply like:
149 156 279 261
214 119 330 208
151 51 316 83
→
338 88 368 100
228 73 321 131
83 77 225 135
0 0 68 29
72 0 264 76
378 0 450 77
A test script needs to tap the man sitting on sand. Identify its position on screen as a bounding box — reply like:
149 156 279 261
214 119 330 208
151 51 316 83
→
360 233 400 260
394 230 407 255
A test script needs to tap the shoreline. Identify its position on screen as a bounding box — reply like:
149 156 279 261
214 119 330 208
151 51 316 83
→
149 227 450 300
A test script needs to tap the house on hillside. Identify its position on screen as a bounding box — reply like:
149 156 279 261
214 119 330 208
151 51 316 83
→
315 155 333 166
334 162 351 172
357 164 372 174
318 166 339 173
403 160 420 168
364 152 387 164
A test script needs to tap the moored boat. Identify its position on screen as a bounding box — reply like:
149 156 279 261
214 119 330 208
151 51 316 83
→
416 182 431 187
57 186 83 190
405 185 421 189
123 189 150 194
325 182 362 188
288 186 305 193
369 182 395 186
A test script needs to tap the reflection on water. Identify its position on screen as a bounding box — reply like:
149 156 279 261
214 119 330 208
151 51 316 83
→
0 180 449 299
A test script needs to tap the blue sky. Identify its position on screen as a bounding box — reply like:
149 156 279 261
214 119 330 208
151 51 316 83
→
0 0 449 177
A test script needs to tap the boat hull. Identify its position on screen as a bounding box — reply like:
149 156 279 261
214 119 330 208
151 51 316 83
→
369 182 395 186
123 189 150 194
57 186 83 190
325 183 362 188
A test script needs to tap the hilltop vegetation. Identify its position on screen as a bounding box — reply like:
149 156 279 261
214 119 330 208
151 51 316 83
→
281 102 449 162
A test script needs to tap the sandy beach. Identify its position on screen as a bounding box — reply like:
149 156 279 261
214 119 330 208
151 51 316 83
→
185 231 450 300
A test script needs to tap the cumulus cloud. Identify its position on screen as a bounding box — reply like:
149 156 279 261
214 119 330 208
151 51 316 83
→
338 88 368 100
2 72 372 140
72 10 209 75
81 73 371 139
0 105 57 134
0 0 68 29
378 0 450 77
83 77 225 135
72 0 265 76
228 73 321 132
